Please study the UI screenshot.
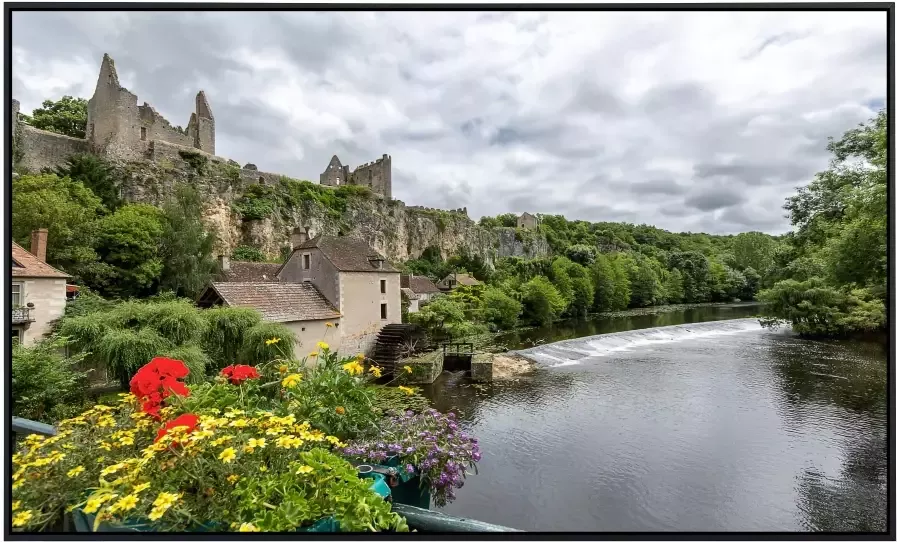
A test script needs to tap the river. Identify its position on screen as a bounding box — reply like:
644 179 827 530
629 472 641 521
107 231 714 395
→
419 304 888 532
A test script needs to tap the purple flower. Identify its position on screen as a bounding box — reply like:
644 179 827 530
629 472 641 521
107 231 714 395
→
472 452 481 462
405 464 415 474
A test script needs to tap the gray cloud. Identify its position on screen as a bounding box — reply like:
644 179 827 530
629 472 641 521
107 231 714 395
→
11 10 886 235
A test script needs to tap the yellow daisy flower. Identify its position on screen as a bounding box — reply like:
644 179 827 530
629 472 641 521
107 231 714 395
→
218 447 237 463
247 438 266 449
368 365 382 378
282 373 303 388
295 465 314 475
398 385 415 396
265 337 281 346
238 523 259 532
67 466 85 478
110 494 139 513
227 474 240 484
12 510 33 527
403 365 414 374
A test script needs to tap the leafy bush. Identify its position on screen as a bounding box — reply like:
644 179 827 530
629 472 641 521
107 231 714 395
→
11 337 89 423
480 286 522 330
232 184 276 220
238 321 297 364
202 307 264 370
758 278 885 337
232 245 265 262
519 276 567 325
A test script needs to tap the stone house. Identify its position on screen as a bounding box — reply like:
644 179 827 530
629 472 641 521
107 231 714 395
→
436 272 482 292
198 230 401 358
400 274 442 313
11 230 71 345
517 212 538 230
278 231 402 355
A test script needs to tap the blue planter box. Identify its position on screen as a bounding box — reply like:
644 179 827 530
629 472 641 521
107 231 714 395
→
377 456 431 510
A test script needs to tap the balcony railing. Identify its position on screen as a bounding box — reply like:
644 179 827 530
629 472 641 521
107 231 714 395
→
12 307 34 324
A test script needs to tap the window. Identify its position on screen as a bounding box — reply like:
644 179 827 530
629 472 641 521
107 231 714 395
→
11 283 22 307
11 329 20 343
140 127 147 141
335 177 340 185
380 303 388 320
303 254 310 270
380 279 386 294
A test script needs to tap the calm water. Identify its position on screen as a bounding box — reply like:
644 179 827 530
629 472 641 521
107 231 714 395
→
421 307 888 532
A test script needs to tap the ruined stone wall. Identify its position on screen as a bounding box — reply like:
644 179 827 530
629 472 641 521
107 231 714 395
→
17 124 89 172
350 154 391 198
137 104 193 148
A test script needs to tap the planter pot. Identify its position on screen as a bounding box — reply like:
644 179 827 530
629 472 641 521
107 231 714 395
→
374 457 431 510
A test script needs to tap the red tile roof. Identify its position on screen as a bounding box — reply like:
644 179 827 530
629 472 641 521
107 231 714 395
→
207 282 340 322
11 242 71 279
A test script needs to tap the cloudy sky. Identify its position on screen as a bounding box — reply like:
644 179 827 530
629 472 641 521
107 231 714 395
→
11 10 886 234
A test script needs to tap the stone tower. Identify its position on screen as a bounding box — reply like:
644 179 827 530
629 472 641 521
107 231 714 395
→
320 155 350 186
85 53 216 162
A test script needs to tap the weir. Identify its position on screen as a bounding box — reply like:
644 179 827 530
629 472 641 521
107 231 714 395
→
513 318 766 367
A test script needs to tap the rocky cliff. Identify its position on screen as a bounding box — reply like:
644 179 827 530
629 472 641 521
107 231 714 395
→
116 154 549 266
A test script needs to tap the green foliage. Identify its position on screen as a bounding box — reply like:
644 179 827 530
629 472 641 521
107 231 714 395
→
759 278 885 337
519 276 567 325
760 110 887 337
202 307 264 370
86 204 165 298
402 246 452 281
479 286 523 330
94 327 172 388
158 184 219 298
565 244 597 267
53 153 121 212
20 95 87 138
550 257 594 317
57 296 272 387
178 149 209 176
731 231 777 276
667 251 712 303
232 245 266 262
232 184 277 220
283 349 380 440
12 336 89 423
478 213 517 228
239 321 297 364
12 173 104 275
369 385 432 415
409 295 487 340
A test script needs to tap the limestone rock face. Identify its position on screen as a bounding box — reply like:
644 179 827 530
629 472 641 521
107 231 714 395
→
116 159 550 265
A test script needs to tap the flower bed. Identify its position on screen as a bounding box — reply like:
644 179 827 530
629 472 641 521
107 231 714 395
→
12 342 482 532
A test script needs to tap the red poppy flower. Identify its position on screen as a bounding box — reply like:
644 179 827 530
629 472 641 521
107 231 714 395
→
155 413 199 443
220 364 260 385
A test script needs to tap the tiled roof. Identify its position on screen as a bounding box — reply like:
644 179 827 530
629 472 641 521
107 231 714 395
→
455 273 481 286
11 243 71 279
295 235 399 273
208 282 341 322
402 275 441 294
400 287 420 300
220 262 282 282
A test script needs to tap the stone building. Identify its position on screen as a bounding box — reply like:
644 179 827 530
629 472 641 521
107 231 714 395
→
197 228 402 358
11 230 71 345
279 229 402 355
517 212 538 230
400 274 442 313
12 53 392 198
319 153 392 198
436 272 482 292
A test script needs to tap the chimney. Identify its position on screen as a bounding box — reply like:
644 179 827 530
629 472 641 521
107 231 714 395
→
218 254 230 272
30 229 48 262
291 226 308 248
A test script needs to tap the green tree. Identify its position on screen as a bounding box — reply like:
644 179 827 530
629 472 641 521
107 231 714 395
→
668 251 712 303
53 153 121 212
409 296 486 340
12 336 89 423
85 204 165 298
551 257 593 317
20 95 88 138
730 231 777 276
662 268 685 304
158 184 219 298
760 110 887 336
565 244 597 267
519 276 567 325
232 245 266 262
12 173 103 275
480 286 522 330
589 253 618 312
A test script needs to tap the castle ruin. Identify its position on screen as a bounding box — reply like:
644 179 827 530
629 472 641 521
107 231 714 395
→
319 153 392 199
12 53 393 199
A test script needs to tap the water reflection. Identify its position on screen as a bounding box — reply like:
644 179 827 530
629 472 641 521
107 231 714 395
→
419 308 887 532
